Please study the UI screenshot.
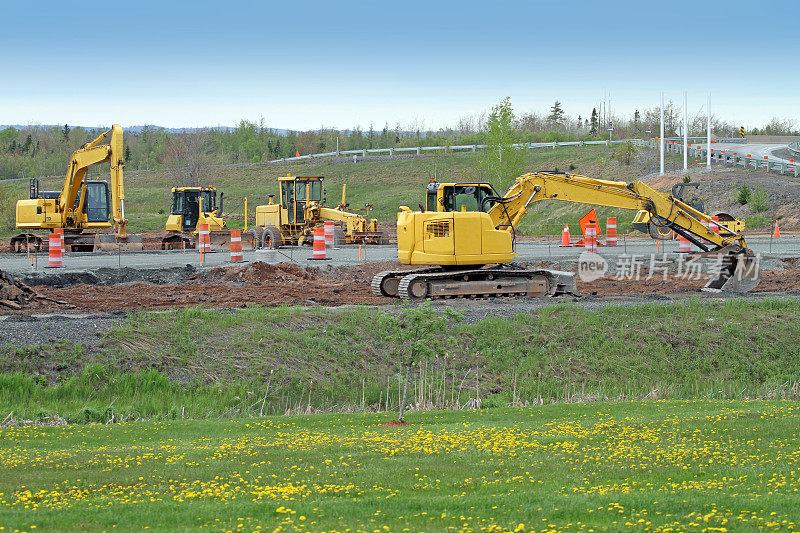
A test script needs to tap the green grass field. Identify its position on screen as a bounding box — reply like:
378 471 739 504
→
2 400 799 532
3 299 800 424
0 146 681 238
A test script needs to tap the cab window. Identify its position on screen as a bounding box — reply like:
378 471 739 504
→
172 192 185 214
200 191 216 212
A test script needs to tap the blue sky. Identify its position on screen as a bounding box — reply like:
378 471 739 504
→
2 0 798 130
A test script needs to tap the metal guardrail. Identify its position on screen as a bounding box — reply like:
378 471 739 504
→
789 141 800 157
636 140 799 177
269 139 632 163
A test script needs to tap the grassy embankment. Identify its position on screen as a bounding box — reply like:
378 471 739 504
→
2 298 799 423
1 400 799 531
0 145 683 238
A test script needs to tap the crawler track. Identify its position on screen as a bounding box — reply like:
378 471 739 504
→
373 266 578 300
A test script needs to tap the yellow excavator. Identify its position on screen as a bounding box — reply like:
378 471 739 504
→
161 186 228 249
372 171 759 299
250 176 383 248
11 125 143 252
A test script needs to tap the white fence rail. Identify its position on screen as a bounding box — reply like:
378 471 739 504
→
636 140 799 177
269 139 632 163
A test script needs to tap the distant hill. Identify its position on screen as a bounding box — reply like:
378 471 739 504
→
0 125 291 135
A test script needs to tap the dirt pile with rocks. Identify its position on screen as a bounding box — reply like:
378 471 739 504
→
0 269 73 314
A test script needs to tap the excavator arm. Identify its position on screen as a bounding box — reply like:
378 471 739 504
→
484 171 757 292
488 172 748 253
59 125 129 237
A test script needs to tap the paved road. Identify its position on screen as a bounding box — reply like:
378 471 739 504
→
704 142 794 164
1 236 797 276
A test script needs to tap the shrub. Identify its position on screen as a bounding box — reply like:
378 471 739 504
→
750 184 769 213
737 182 751 205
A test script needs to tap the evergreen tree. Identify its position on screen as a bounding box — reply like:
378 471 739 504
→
577 115 582 130
62 124 70 141
124 145 132 162
547 101 565 128
590 108 599 136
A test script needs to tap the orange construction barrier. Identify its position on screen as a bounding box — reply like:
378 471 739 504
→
309 227 328 260
583 224 598 253
54 227 65 254
773 221 781 238
324 220 335 248
560 224 571 246
710 216 720 234
606 217 617 246
198 223 210 263
47 234 62 268
573 209 604 247
229 229 243 262
679 236 691 252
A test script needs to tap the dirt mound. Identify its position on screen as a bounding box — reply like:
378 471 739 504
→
205 262 314 283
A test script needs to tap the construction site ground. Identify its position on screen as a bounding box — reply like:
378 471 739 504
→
3 240 800 346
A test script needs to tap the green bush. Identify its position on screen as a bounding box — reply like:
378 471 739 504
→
751 184 769 213
737 182 751 205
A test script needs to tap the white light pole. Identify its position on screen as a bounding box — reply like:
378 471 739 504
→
660 92 665 176
706 93 711 168
683 90 688 171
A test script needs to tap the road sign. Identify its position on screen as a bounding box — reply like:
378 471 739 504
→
740 126 745 137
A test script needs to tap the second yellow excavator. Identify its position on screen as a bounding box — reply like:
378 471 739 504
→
372 171 759 299
11 125 142 252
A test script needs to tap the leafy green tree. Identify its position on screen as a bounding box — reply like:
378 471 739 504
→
479 97 525 191
381 302 462 422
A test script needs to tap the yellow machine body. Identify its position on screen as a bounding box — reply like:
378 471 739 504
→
252 176 381 247
162 186 229 249
11 125 142 252
394 172 757 292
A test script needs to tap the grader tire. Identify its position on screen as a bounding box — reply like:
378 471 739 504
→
262 226 283 249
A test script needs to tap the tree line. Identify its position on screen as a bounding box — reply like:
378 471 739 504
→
1 100 797 181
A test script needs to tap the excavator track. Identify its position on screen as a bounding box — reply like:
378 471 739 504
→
371 267 442 297
394 267 578 301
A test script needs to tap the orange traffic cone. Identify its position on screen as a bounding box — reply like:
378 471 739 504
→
560 224 571 246
295 150 301 157
773 221 780 238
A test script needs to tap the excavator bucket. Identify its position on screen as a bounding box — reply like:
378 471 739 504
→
95 233 144 252
702 252 760 293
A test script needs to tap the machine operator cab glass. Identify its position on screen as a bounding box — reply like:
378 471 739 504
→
426 180 497 213
172 188 217 231
73 181 112 223
280 177 324 224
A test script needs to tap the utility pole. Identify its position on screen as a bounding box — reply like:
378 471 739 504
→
660 92 665 176
683 90 688 171
707 93 711 168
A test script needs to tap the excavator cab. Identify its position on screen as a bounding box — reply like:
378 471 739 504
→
426 180 498 213
74 181 112 224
